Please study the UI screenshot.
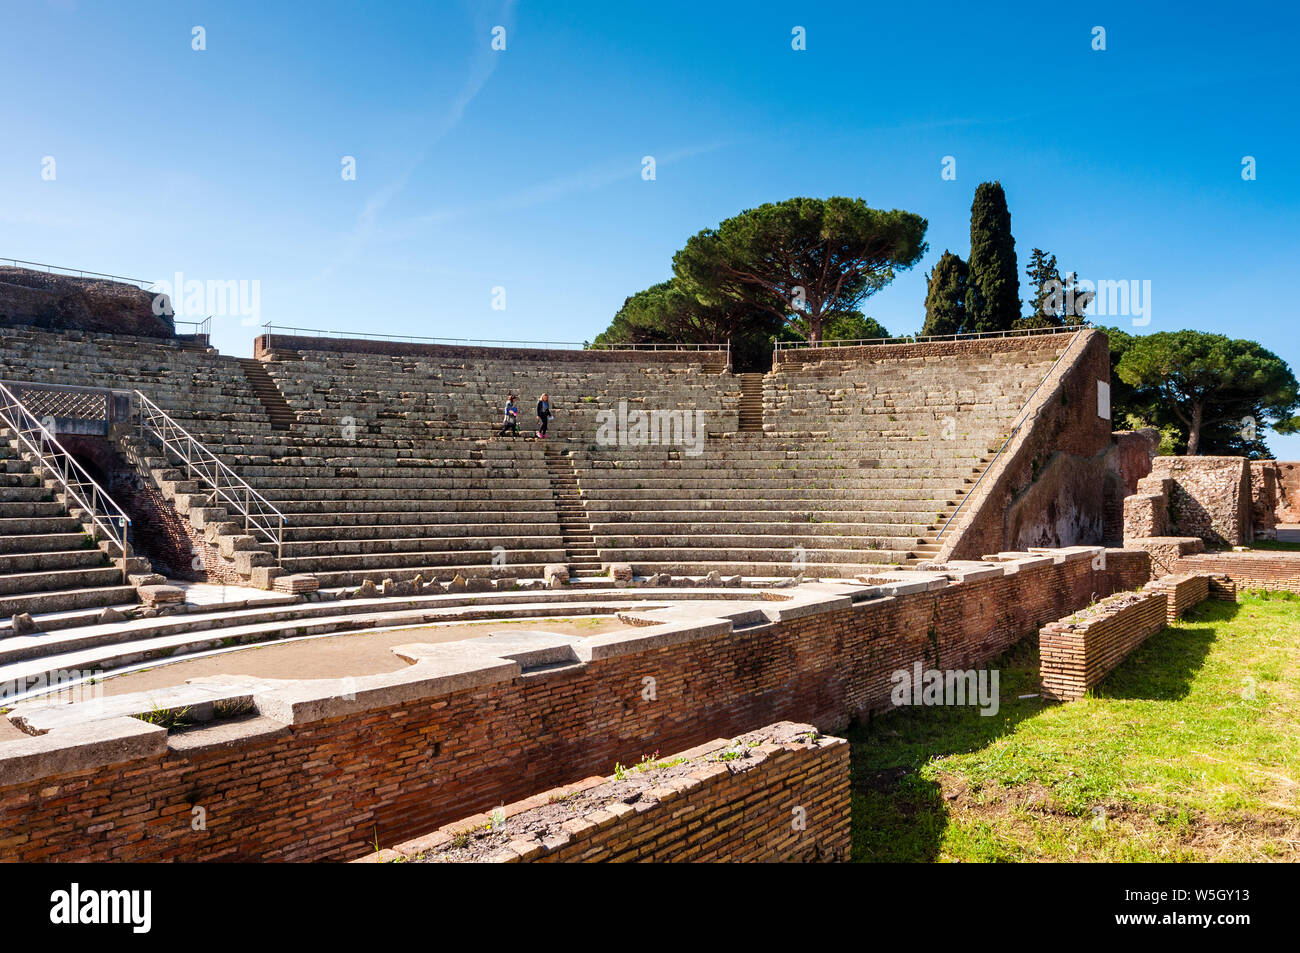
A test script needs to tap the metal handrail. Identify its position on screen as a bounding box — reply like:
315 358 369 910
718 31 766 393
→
774 322 1089 352
259 322 730 355
934 327 1089 542
176 316 213 337
0 380 132 580
0 257 157 291
590 341 729 352
133 390 285 564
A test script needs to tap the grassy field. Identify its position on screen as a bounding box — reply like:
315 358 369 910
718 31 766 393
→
1248 539 1300 552
848 591 1300 862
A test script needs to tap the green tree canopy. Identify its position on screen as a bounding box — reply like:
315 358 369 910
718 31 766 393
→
1015 248 1094 330
1114 330 1300 456
673 197 927 344
920 250 968 336
592 278 784 372
967 182 1020 332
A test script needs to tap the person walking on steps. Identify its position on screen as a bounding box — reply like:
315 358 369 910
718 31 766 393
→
536 392 552 439
498 394 519 437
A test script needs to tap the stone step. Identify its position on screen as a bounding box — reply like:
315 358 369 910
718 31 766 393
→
594 546 914 564
0 532 92 555
0 583 138 619
0 548 111 575
280 535 564 557
281 548 567 573
0 485 55 503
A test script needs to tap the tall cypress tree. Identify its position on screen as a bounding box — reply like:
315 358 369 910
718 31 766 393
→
967 181 1019 332
921 250 968 336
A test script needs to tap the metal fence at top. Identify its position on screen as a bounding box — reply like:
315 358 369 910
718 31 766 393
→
258 322 730 356
175 316 213 337
0 257 157 291
773 322 1091 353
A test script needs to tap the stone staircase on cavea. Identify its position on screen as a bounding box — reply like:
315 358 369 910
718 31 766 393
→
0 326 1075 592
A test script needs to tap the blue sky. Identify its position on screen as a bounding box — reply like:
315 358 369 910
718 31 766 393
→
5 0 1300 451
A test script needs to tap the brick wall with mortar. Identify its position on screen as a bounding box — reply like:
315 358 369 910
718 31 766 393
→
1173 551 1300 593
1038 574 1217 701
0 548 1147 863
1147 573 1212 623
361 722 849 863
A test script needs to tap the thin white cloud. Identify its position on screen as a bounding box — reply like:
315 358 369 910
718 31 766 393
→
318 0 516 279
387 141 731 237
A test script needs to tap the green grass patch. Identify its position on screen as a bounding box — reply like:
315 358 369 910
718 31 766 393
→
848 593 1300 862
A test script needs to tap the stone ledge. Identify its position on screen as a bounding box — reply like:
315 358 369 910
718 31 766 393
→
0 716 166 786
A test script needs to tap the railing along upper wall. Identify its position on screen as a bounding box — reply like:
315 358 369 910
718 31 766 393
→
257 322 730 363
772 322 1089 355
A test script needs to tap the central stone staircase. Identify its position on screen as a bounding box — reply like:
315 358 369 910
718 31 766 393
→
738 373 765 432
545 445 603 579
237 358 296 431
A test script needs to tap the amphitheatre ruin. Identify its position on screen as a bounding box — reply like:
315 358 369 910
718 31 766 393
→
0 264 1297 863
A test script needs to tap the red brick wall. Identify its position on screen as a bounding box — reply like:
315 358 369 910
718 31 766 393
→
1173 551 1300 593
1040 574 1218 700
1148 573 1212 623
1039 590 1170 701
0 551 1145 863
362 724 850 863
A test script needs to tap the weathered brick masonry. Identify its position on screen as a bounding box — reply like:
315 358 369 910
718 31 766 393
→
1147 573 1211 623
362 722 849 863
0 549 1141 863
1039 573 1218 701
1173 551 1300 593
1040 590 1169 701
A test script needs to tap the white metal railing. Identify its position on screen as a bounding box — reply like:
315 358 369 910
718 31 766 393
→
773 322 1090 353
934 327 1089 542
0 380 132 579
133 390 285 564
175 316 213 337
0 256 157 291
259 322 730 360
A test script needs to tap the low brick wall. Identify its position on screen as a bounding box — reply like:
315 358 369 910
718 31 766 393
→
1173 551 1300 593
360 722 849 863
1039 574 1221 700
1147 573 1211 623
1039 589 1170 701
0 546 1144 862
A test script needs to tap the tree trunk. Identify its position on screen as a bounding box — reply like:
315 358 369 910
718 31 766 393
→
1187 402 1203 455
808 314 822 345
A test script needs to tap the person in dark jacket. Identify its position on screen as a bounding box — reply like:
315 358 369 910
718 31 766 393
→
498 394 519 437
536 393 552 438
